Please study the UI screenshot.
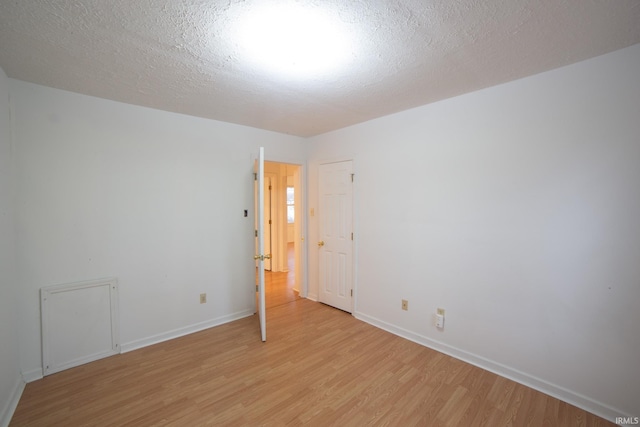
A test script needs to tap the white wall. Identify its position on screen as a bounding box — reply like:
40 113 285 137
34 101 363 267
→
0 68 22 426
10 80 306 379
307 44 640 419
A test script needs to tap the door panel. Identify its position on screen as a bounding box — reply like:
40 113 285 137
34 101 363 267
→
318 161 353 312
321 251 332 295
338 253 347 298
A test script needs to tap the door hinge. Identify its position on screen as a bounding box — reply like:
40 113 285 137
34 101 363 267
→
351 232 354 240
255 230 258 237
254 173 257 181
351 289 353 297
269 219 272 225
351 173 354 182
269 185 272 190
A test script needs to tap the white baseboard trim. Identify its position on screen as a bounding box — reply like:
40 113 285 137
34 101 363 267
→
21 368 43 383
306 293 318 302
1 378 25 427
121 309 254 353
353 311 627 424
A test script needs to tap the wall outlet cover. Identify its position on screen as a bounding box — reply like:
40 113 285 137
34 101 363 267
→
436 314 445 329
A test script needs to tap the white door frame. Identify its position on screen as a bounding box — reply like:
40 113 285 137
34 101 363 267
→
263 173 275 271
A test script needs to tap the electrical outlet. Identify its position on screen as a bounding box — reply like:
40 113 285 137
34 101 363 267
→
401 299 408 311
200 293 207 304
436 307 445 329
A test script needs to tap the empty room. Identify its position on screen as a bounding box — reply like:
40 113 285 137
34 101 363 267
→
1 1 639 426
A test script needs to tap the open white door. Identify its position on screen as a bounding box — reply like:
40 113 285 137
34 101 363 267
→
254 147 267 341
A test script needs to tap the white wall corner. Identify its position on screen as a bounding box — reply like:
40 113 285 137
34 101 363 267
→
21 368 43 383
0 378 25 427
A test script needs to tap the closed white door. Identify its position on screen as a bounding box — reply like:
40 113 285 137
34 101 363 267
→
318 160 353 312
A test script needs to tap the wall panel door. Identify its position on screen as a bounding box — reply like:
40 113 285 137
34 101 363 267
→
41 278 119 376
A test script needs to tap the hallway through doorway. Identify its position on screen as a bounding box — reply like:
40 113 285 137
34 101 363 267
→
265 243 300 309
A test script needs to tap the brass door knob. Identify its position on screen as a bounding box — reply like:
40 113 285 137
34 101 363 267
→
318 241 325 247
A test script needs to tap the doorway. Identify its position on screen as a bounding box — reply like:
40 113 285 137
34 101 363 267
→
263 161 303 309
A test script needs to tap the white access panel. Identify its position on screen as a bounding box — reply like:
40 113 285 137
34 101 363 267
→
41 277 120 376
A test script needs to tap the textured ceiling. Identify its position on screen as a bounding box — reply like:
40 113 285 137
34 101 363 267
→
1 0 639 137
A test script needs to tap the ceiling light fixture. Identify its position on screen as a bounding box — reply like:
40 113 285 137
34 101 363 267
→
236 3 353 80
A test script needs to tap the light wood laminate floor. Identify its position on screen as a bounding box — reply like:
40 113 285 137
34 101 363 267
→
11 244 613 426
265 243 300 309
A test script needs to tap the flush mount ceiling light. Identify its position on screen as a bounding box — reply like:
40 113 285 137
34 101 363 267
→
235 2 353 80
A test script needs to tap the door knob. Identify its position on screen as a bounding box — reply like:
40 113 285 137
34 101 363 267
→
318 241 325 247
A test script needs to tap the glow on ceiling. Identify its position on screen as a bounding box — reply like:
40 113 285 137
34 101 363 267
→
235 3 353 80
